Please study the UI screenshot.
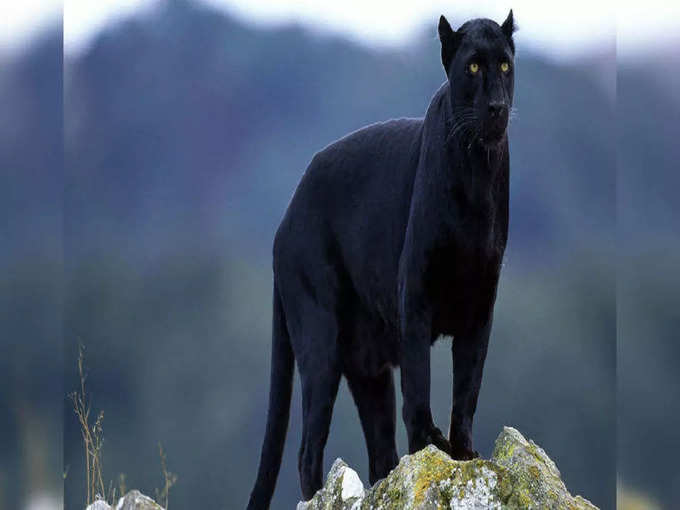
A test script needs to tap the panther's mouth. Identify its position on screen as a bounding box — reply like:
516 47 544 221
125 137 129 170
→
479 105 510 146
479 128 507 147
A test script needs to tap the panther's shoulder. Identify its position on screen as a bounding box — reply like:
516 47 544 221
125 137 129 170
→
314 118 424 161
339 117 423 141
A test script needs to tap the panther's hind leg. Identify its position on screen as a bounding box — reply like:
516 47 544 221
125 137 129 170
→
346 368 399 485
291 304 342 501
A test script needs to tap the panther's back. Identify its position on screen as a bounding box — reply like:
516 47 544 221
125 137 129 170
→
274 117 424 320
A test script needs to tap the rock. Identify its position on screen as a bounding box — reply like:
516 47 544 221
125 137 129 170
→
491 427 597 509
85 491 164 510
115 491 164 510
86 499 112 510
297 426 598 510
296 460 365 510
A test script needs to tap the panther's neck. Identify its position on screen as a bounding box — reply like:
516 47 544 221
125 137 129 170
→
456 139 508 209
421 83 508 207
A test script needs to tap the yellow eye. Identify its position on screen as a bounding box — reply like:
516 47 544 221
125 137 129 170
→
500 62 510 73
469 62 479 74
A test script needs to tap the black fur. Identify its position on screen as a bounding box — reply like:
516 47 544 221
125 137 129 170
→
247 11 516 509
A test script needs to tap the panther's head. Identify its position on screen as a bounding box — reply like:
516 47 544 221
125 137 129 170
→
439 11 517 148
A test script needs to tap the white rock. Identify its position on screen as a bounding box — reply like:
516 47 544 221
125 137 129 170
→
85 498 111 510
340 466 364 500
115 491 164 510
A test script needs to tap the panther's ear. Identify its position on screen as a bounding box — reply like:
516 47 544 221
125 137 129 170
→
438 15 462 73
500 9 517 53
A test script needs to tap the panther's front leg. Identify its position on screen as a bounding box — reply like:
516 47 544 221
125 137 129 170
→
398 276 452 455
449 316 492 459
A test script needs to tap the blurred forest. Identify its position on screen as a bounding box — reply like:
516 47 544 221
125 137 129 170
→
0 1 678 509
0 25 63 510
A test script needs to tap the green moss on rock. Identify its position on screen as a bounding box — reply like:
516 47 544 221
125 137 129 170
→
492 427 598 510
298 427 599 510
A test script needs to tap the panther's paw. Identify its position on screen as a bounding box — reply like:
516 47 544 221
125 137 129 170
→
450 443 479 461
427 425 453 455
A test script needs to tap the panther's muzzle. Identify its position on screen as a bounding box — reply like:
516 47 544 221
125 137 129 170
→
481 101 509 145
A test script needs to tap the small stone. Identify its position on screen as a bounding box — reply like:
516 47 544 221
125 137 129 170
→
341 466 364 500
115 491 164 510
86 499 111 510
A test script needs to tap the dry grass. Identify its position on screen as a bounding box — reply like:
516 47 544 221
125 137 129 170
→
68 345 107 505
155 442 177 509
69 345 177 508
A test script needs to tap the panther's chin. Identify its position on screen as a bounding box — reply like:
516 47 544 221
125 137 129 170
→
479 130 506 148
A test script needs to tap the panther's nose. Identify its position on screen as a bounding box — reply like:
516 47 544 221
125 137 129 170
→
488 102 508 119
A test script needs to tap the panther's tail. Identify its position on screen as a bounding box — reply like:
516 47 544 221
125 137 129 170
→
246 284 295 510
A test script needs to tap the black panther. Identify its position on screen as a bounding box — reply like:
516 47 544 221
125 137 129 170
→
247 11 516 509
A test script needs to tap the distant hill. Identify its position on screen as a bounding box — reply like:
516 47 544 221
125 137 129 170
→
64 0 620 268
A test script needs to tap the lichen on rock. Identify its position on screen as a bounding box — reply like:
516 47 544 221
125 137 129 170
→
297 427 599 510
491 427 598 510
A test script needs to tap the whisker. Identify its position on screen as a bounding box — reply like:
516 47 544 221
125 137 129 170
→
448 119 476 142
447 108 479 145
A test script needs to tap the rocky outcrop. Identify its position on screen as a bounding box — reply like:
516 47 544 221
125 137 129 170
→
85 491 163 510
297 426 598 510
